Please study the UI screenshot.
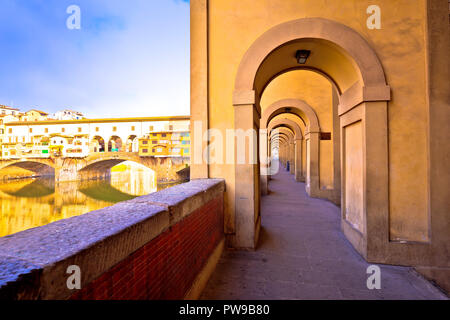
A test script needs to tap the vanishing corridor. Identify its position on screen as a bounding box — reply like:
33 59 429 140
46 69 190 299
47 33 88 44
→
201 168 446 300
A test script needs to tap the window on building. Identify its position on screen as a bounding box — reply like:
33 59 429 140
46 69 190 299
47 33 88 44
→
157 148 162 152
184 148 189 153
142 141 148 145
152 140 157 144
162 133 166 137
142 149 148 153
152 149 155 153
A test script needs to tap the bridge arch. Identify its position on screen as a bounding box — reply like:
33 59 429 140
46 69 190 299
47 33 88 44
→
0 160 55 179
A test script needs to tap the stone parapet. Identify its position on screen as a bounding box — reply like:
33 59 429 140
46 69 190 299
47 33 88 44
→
0 178 225 300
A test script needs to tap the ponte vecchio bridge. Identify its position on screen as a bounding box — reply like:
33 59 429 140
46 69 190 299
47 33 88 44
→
0 152 190 182
0 116 191 182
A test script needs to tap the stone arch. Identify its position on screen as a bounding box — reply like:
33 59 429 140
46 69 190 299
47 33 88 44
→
126 135 138 152
234 18 388 97
262 99 320 133
108 136 123 152
91 136 106 153
268 118 303 140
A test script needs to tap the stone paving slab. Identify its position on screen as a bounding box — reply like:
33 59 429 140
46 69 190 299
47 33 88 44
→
201 169 448 300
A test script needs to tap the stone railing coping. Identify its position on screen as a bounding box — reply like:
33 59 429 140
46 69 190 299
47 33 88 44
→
0 178 225 299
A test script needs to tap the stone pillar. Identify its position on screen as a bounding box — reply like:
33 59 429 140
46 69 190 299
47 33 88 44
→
339 100 389 262
190 0 209 179
281 144 286 168
234 102 260 249
305 131 320 197
289 141 295 174
260 129 269 196
294 138 303 182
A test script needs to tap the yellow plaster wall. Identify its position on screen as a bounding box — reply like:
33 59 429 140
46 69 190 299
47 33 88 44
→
344 121 364 233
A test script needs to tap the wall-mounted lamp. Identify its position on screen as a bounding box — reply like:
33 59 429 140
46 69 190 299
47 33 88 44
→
296 50 311 64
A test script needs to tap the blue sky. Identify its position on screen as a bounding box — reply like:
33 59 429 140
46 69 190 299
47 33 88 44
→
0 0 190 118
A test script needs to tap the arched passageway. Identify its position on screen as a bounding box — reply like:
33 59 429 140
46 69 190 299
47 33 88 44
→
126 135 138 152
232 18 391 259
108 136 123 152
91 136 105 153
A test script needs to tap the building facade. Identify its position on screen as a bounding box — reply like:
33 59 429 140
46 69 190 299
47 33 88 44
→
53 110 85 121
138 131 191 157
21 110 49 122
1 116 190 160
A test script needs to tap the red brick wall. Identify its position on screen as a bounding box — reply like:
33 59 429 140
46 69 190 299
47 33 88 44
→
70 196 224 300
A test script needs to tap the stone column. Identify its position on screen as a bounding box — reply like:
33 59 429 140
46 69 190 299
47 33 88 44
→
305 131 320 197
234 101 260 249
260 130 269 196
294 138 303 182
190 0 209 179
289 141 295 174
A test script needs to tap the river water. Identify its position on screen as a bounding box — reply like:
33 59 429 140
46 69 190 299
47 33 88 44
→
0 163 180 237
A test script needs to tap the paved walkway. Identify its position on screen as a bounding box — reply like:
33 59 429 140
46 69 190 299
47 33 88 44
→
201 168 447 300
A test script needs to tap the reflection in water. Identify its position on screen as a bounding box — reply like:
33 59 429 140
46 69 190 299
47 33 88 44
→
0 163 180 237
